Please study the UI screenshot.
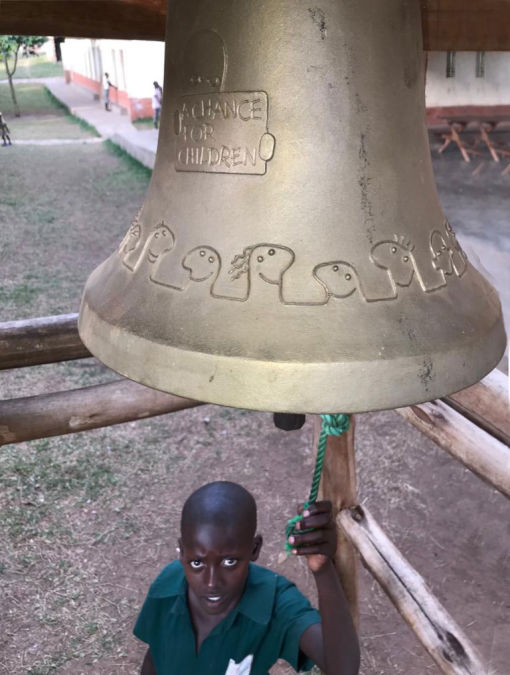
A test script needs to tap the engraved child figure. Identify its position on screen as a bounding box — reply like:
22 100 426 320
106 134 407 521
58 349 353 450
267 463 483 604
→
181 246 225 296
229 244 295 302
313 260 397 303
135 481 360 675
371 235 447 293
0 113 12 146
430 230 453 277
119 214 143 269
126 223 175 274
444 221 467 277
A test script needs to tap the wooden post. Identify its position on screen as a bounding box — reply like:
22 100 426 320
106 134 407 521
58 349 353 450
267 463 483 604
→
317 414 359 628
340 506 486 674
443 369 510 447
0 379 203 445
396 400 510 499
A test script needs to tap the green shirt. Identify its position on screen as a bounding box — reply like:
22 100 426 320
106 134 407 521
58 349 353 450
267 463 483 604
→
134 561 321 674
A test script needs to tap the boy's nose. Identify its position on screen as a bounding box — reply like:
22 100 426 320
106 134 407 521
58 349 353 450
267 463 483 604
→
206 565 219 588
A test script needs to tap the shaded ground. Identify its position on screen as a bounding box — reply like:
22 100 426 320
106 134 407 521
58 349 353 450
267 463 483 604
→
0 84 99 141
0 90 509 675
132 118 155 131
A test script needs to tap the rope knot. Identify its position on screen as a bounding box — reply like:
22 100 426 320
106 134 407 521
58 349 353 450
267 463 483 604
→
320 413 350 436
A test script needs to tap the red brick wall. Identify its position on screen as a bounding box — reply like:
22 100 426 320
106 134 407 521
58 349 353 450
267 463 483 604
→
427 104 510 127
129 98 153 121
69 71 102 97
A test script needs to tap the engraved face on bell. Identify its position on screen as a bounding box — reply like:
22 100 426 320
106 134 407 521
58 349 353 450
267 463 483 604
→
371 240 415 287
183 246 221 282
182 30 226 93
147 225 175 264
250 246 294 285
430 231 452 275
79 0 506 413
314 262 358 299
120 222 141 256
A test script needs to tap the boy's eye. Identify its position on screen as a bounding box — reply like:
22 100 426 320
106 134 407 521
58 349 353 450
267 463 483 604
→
189 560 204 570
222 558 238 568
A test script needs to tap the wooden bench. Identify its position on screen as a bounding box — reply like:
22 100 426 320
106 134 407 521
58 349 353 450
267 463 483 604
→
439 114 510 170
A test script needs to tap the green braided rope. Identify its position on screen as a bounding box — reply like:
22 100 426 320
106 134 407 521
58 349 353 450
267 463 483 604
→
285 414 350 553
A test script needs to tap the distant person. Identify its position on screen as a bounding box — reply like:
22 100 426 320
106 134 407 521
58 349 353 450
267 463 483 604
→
104 72 117 112
152 81 163 129
0 113 12 146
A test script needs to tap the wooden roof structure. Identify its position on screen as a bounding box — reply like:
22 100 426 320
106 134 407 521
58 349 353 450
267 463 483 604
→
1 0 510 50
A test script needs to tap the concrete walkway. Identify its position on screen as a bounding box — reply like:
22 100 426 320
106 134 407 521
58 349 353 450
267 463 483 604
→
42 76 158 169
15 137 104 146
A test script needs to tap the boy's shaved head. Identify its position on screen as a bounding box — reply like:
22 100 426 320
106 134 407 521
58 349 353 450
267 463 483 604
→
181 481 257 543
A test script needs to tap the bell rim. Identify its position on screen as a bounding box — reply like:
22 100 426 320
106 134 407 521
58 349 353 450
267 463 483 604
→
78 300 506 414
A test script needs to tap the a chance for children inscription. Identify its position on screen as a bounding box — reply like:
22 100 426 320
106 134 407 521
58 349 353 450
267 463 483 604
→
174 91 275 175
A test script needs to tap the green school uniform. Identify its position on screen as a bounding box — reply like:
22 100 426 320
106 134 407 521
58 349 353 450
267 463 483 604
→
134 561 321 674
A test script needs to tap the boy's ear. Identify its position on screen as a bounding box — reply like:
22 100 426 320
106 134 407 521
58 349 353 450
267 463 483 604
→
178 537 184 559
251 534 263 561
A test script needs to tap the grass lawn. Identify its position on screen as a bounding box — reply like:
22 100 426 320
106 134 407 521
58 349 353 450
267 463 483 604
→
0 55 63 80
0 83 99 140
133 117 154 131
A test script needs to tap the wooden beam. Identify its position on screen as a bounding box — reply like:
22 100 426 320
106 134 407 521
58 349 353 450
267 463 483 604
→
422 0 510 51
0 314 90 370
318 415 359 628
443 369 510 447
2 0 510 50
0 379 202 446
339 505 486 674
0 1 167 42
395 400 510 499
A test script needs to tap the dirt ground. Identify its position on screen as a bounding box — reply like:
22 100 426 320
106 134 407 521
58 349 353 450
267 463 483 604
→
0 86 509 675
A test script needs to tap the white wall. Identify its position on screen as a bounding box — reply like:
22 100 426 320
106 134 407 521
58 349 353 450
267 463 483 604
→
121 41 165 98
426 52 510 107
61 38 164 99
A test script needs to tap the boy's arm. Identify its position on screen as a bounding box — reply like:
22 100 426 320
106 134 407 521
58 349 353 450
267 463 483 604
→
141 648 157 675
289 501 360 675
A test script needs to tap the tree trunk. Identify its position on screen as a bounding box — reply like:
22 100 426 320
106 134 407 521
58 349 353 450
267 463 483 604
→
3 48 20 116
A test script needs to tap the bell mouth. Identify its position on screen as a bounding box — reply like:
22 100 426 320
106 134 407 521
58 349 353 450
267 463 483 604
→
78 294 506 415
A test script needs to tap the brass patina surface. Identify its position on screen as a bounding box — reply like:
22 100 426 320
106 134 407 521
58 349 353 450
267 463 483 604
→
79 0 506 413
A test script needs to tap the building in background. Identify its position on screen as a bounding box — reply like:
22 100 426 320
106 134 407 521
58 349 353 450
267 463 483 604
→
61 38 164 121
61 41 510 127
425 51 510 126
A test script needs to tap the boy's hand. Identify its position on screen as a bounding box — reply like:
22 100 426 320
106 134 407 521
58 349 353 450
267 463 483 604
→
288 500 337 573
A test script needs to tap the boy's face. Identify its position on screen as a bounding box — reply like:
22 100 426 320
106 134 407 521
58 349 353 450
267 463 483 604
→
180 522 261 618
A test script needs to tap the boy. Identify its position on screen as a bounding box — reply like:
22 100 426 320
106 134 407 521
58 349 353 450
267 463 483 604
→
104 72 117 111
0 113 12 146
134 481 360 674
152 81 163 129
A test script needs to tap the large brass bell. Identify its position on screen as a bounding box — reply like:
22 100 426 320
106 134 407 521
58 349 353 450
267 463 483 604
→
79 0 506 413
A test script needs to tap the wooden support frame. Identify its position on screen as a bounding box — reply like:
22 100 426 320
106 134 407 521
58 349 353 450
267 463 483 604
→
444 369 510 447
0 379 202 446
318 415 359 628
0 309 507 672
1 0 510 50
0 314 89 370
339 505 486 674
396 399 510 499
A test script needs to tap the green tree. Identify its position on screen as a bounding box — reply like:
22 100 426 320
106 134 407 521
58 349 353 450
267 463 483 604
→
0 35 47 116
